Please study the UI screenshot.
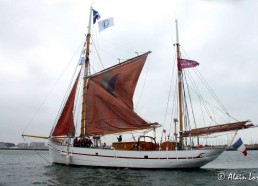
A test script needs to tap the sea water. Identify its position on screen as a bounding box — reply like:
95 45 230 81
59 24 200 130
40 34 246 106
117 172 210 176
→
0 150 258 186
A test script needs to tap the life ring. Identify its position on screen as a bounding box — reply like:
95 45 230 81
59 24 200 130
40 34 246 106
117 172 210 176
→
140 143 147 151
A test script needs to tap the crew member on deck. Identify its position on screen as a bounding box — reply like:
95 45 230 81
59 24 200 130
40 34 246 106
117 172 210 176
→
73 137 79 147
86 138 93 148
81 138 87 147
102 143 106 148
117 135 122 142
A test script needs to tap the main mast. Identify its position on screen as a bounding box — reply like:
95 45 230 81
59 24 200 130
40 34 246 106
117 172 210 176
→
81 6 93 138
175 19 184 148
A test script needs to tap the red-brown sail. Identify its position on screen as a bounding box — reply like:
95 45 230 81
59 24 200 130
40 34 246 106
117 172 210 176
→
180 120 253 137
85 52 155 136
52 71 81 136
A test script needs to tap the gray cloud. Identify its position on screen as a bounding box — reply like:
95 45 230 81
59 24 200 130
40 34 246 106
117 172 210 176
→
0 0 257 143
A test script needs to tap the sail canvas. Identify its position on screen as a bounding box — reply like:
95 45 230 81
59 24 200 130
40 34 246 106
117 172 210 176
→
52 71 81 136
85 53 153 136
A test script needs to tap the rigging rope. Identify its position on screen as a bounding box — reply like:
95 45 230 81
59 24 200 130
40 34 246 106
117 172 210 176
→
22 137 51 165
50 62 82 135
183 70 197 129
177 45 239 129
163 54 177 129
185 70 235 124
180 45 234 118
74 69 84 136
181 76 191 131
160 45 177 143
91 33 137 69
135 56 150 110
194 68 229 114
91 38 105 69
22 41 84 135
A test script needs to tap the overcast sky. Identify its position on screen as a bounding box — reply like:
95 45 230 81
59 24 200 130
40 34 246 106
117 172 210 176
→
1 0 258 144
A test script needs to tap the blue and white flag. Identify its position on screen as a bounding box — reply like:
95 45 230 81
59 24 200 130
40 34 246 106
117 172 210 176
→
232 138 247 156
92 9 101 24
98 17 114 32
78 42 86 65
79 56 86 65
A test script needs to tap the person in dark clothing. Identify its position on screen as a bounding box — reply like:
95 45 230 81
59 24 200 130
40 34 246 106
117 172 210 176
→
117 135 122 142
81 138 87 147
73 137 79 147
103 143 106 148
78 138 82 147
87 139 93 148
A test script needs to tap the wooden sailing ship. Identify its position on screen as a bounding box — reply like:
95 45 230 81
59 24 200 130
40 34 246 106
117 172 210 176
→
22 7 253 169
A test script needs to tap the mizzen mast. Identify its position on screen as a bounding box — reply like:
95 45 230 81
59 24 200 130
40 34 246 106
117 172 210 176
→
81 6 93 138
175 19 184 148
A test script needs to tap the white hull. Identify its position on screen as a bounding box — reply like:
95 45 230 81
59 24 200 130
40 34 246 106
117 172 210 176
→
49 140 224 169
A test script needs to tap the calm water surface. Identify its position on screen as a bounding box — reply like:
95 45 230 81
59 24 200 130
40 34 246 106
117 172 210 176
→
0 150 258 186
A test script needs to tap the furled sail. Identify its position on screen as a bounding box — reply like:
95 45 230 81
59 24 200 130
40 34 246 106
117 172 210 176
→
52 71 81 136
180 120 253 137
85 52 155 136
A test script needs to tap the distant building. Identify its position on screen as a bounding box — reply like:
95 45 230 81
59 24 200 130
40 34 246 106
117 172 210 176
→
4 143 15 148
17 143 29 149
0 142 6 148
29 142 47 149
0 142 15 148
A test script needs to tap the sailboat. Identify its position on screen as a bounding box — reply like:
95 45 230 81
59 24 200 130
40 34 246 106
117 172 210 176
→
22 7 253 169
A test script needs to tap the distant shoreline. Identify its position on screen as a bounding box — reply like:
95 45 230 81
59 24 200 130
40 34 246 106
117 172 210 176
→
0 148 49 151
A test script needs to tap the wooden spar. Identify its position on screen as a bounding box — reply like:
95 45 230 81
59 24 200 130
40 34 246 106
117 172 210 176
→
81 6 92 138
180 120 253 137
175 19 184 147
22 134 49 139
